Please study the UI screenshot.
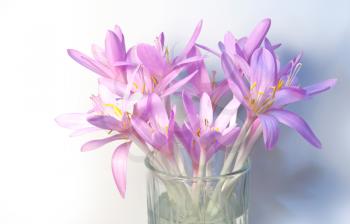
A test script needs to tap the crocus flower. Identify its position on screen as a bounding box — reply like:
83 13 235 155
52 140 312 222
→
221 21 336 149
131 93 176 156
133 21 204 97
175 91 240 170
185 46 230 107
67 25 137 97
57 71 150 198
221 18 272 62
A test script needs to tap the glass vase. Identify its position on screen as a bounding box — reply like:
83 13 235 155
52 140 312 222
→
145 155 250 224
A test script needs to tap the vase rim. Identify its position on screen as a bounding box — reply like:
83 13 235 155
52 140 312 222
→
144 153 250 181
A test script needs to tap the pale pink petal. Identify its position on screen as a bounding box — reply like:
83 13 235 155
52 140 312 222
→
67 49 110 78
105 30 126 63
70 127 100 137
268 109 321 148
81 134 128 152
304 79 337 96
176 20 203 62
55 113 90 129
274 87 306 106
161 70 197 97
150 93 169 129
112 141 132 198
200 92 213 128
154 67 184 93
244 18 271 59
259 114 279 150
214 97 240 131
137 44 166 75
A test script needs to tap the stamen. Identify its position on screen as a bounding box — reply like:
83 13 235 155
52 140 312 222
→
133 82 139 90
196 128 201 137
142 82 146 94
250 82 257 90
151 76 158 90
277 80 284 90
104 104 123 118
204 118 209 126
270 86 277 97
211 71 217 88
165 47 171 64
286 63 302 86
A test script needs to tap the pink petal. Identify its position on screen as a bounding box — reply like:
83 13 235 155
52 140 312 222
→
98 77 126 97
70 127 100 137
131 117 154 145
161 70 197 97
244 18 271 60
112 141 132 198
258 114 279 150
150 93 169 129
91 44 108 64
114 25 125 45
274 87 306 106
195 43 220 57
105 30 126 63
174 55 204 67
221 53 249 97
87 115 118 130
214 97 240 131
250 48 276 93
176 20 203 62
81 134 128 152
227 79 246 106
224 32 237 57
200 92 213 128
268 109 321 148
219 127 240 146
304 79 337 96
55 113 90 129
136 44 166 75
182 91 199 130
211 80 229 106
154 67 184 93
67 49 111 78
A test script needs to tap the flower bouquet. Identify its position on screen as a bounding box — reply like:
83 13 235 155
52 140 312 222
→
57 19 336 223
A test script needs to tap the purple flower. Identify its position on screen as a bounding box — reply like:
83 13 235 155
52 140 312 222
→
221 19 337 149
131 93 176 156
133 21 204 97
175 91 240 170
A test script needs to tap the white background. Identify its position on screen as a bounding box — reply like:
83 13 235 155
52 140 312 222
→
0 0 349 223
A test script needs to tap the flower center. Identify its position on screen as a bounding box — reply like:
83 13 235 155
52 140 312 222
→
247 79 284 114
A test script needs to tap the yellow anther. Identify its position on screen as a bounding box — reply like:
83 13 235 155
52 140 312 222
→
211 71 217 88
196 128 201 137
151 76 158 86
133 82 139 90
104 104 123 118
277 80 284 90
258 91 265 95
270 86 277 97
165 47 171 64
250 82 257 90
165 125 169 135
142 83 146 94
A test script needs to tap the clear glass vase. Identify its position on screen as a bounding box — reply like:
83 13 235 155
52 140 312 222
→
145 155 250 224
